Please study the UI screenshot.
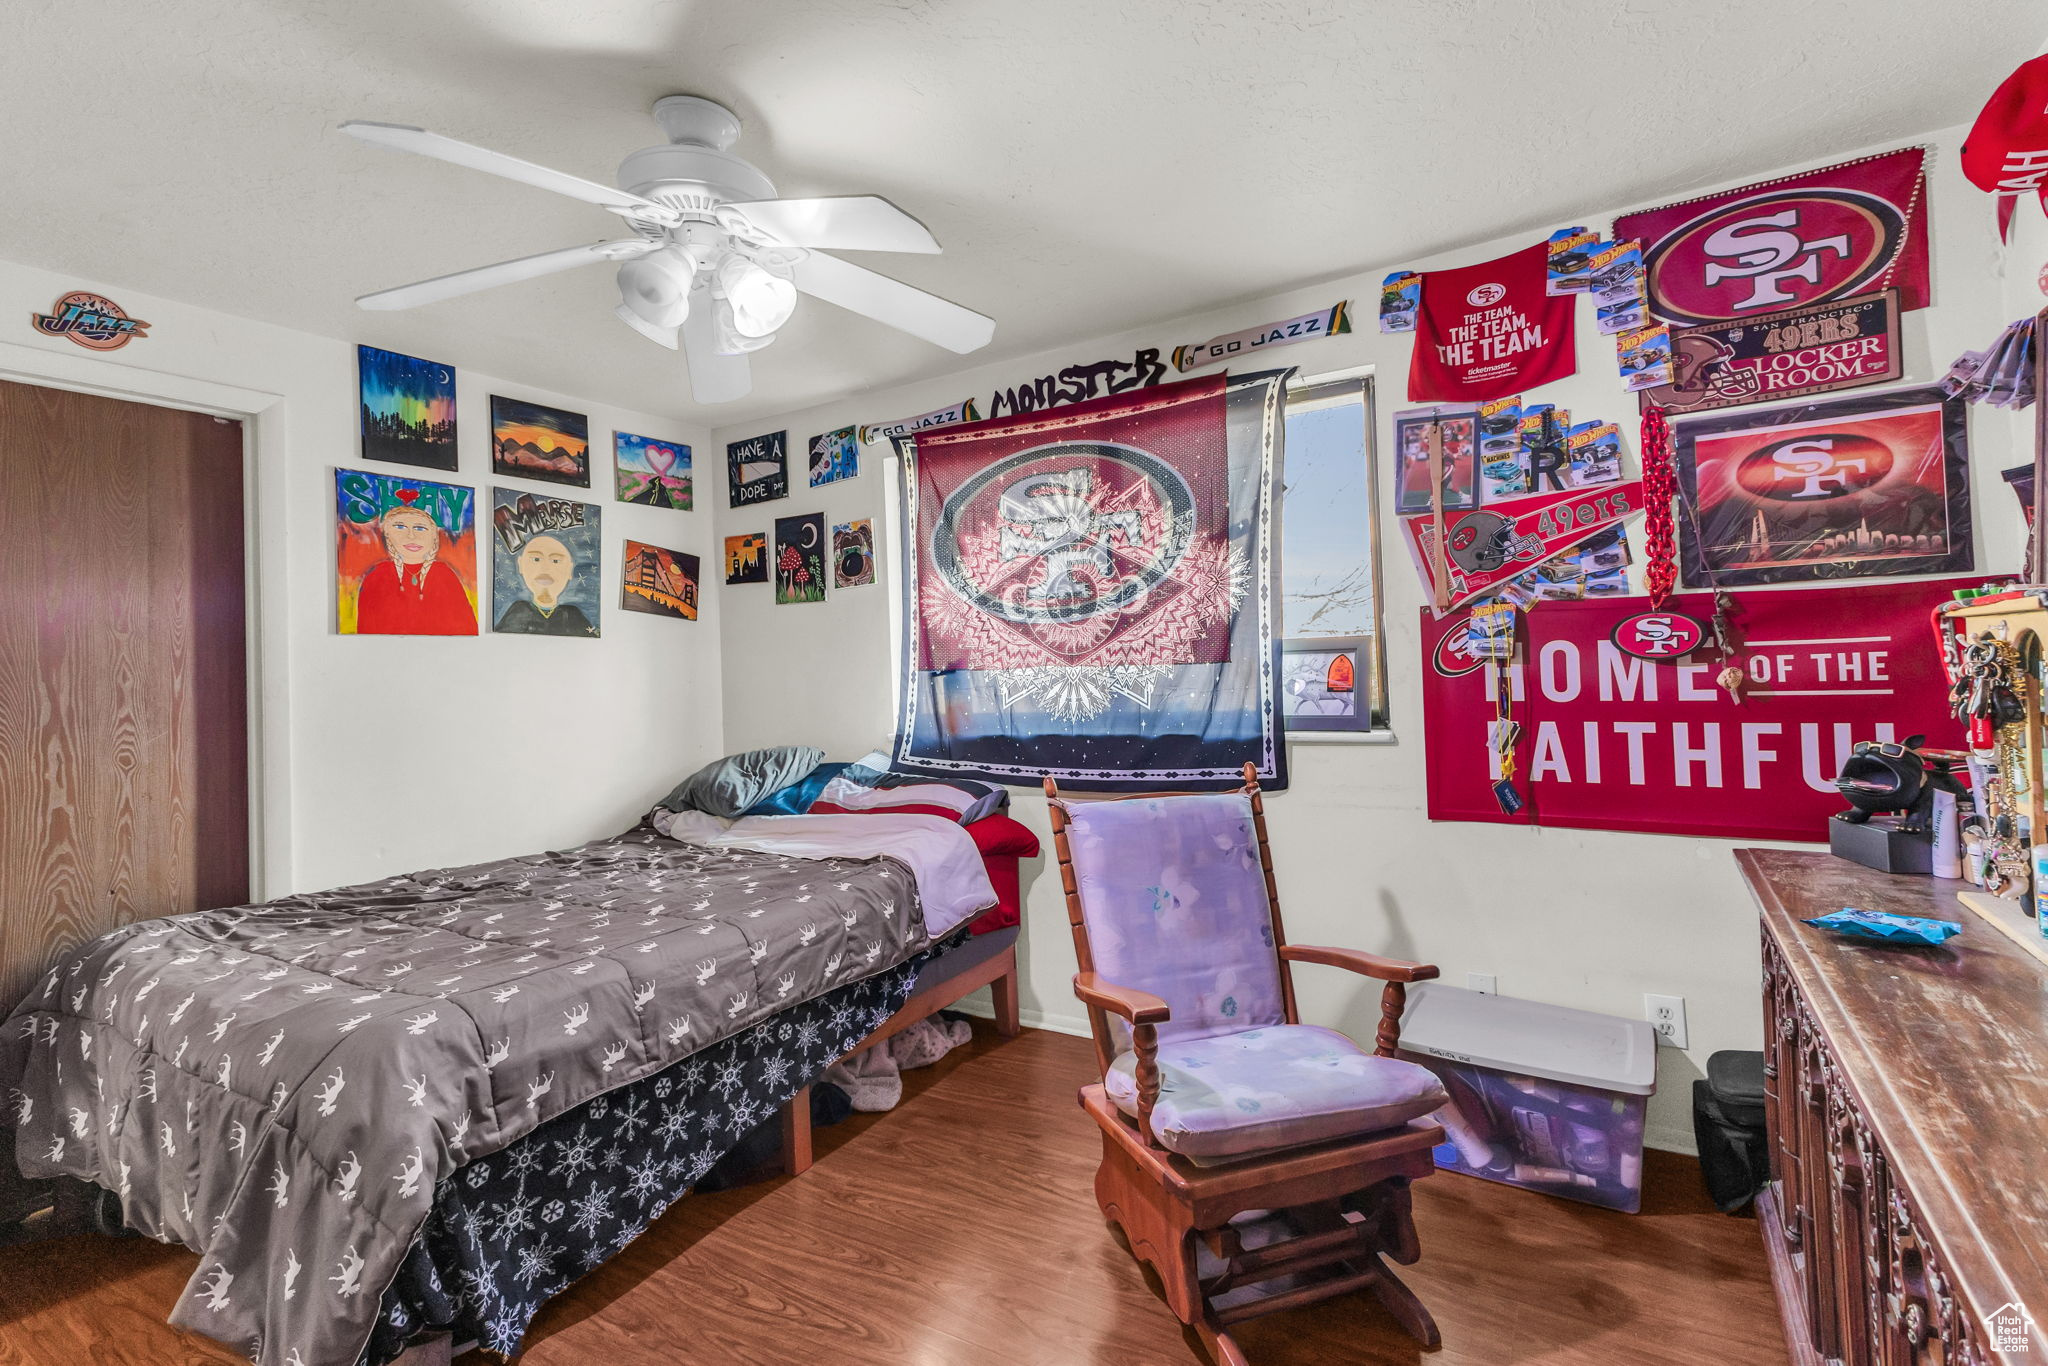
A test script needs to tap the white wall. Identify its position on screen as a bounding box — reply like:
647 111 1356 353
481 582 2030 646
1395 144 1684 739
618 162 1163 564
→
714 125 2030 1152
0 257 724 900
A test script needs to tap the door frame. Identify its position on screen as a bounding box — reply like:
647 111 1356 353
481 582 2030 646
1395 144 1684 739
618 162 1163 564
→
0 337 288 899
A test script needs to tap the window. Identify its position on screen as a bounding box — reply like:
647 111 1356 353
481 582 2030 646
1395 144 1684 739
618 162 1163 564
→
1280 372 1388 734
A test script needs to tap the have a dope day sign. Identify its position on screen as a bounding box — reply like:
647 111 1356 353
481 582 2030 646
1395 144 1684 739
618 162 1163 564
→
1420 579 1976 841
1408 241 1577 402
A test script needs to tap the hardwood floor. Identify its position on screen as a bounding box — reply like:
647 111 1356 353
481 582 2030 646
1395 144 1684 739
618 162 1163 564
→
0 1026 1782 1366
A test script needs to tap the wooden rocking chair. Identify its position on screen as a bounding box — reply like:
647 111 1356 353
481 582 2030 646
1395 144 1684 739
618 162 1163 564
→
1045 764 1448 1365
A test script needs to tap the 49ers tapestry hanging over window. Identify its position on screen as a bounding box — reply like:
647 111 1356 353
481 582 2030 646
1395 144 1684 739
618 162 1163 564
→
1408 241 1578 402
892 371 1287 791
1614 147 1930 328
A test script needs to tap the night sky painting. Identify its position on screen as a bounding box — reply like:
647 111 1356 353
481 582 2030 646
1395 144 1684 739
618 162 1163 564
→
358 345 457 471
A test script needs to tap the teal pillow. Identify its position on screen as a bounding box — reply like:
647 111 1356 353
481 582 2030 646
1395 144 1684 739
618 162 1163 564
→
659 746 826 818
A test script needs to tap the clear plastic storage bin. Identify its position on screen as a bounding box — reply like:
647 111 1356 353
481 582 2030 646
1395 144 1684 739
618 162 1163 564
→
1398 983 1658 1213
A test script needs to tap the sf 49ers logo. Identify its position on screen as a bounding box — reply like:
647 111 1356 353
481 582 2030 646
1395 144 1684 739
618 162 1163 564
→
1735 433 1892 501
1611 611 1708 661
1432 620 1486 677
1646 189 1906 327
930 442 1196 628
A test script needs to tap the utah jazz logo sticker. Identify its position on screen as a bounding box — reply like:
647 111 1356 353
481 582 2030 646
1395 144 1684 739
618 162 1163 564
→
32 292 151 350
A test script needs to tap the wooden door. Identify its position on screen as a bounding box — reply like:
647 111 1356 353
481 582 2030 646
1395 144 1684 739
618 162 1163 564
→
0 379 247 1012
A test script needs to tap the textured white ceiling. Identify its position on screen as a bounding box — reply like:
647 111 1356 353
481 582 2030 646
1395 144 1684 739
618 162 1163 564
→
0 0 2038 425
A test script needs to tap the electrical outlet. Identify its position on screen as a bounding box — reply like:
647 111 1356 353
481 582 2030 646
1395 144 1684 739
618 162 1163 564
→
1467 972 1497 995
1645 994 1687 1049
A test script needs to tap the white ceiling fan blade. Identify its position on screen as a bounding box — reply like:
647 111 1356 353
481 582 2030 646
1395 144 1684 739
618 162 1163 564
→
727 196 940 254
681 303 752 404
340 120 677 223
356 239 657 311
791 252 993 353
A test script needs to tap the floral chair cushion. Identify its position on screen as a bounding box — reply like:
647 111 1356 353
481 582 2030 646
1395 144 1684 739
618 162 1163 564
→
1063 793 1286 1048
1104 1024 1448 1163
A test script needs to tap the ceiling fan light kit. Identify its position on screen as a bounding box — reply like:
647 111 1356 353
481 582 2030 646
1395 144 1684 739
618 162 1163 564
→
339 95 993 402
617 249 696 329
717 253 798 338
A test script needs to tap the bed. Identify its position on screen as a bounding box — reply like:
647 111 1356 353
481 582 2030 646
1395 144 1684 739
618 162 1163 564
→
2 797 1033 1366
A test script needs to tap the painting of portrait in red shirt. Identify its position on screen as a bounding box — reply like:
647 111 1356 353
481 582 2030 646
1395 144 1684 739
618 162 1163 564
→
335 468 478 635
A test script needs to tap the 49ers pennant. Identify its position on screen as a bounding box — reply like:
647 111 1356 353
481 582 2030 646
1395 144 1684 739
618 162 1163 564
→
1615 147 1930 327
1408 241 1578 402
1402 480 1644 618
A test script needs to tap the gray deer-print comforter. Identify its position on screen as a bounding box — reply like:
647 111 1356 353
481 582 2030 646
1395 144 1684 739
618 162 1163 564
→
0 824 930 1366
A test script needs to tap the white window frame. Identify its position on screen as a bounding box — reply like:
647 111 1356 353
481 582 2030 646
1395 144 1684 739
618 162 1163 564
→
1282 366 1393 743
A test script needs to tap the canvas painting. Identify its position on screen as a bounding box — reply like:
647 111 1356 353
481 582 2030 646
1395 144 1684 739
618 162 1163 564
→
774 512 827 604
358 346 457 471
614 431 691 510
808 426 859 486
728 431 788 507
490 488 602 637
833 518 875 588
335 467 477 635
725 532 767 585
621 540 699 620
1675 385 1971 587
491 395 590 487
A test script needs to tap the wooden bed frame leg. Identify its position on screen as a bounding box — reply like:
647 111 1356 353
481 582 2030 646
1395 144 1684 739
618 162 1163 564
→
991 966 1022 1037
779 1086 814 1176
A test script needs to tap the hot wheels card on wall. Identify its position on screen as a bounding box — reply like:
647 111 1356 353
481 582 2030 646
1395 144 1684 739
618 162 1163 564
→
1586 240 1645 308
1379 270 1421 334
1477 395 1528 499
1546 227 1601 294
1616 324 1673 391
1520 403 1572 492
1566 421 1623 488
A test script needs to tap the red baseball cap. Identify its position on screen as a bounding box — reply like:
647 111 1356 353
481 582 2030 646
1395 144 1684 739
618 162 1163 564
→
1962 54 2048 235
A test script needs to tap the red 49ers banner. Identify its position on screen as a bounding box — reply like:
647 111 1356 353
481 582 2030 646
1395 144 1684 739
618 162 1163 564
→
1420 578 1977 841
1408 241 1577 402
1615 147 1930 328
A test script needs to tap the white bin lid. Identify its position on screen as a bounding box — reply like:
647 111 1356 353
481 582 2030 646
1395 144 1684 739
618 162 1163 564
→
1398 983 1658 1096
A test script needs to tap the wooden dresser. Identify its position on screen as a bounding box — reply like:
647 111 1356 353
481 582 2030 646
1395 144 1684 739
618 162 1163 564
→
1739 849 2047 1365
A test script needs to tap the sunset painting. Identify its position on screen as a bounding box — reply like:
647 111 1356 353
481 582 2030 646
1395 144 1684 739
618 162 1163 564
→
491 395 590 488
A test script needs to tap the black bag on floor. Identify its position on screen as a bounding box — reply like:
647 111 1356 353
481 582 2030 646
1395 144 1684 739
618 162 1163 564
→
1692 1049 1768 1213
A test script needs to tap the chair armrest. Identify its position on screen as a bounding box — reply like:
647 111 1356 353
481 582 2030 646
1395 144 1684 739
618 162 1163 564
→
1279 944 1440 984
1278 945 1437 1058
1071 972 1168 1148
1072 972 1172 1025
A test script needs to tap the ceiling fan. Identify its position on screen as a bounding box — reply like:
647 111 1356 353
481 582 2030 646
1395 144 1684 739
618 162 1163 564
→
339 95 995 403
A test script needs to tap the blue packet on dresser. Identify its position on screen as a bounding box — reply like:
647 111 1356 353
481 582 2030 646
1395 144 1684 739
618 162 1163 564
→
1803 908 1962 945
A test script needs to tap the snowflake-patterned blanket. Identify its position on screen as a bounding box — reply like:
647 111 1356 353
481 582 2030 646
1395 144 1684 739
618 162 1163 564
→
0 823 930 1366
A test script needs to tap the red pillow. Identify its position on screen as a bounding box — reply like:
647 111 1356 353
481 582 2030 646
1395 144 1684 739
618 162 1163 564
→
965 814 1040 859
